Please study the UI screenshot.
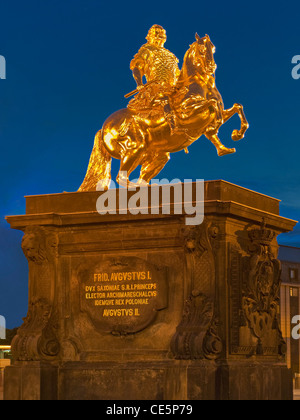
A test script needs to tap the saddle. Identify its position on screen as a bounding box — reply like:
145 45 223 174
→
120 84 188 137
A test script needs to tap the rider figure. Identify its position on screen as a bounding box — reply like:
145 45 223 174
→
129 25 183 134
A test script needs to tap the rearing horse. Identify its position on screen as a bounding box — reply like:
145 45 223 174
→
79 34 249 191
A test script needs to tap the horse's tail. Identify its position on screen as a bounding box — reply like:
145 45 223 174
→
78 129 112 191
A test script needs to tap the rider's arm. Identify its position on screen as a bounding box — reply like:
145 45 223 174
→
131 66 143 87
130 46 149 87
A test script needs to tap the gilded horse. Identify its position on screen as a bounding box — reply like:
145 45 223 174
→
79 34 249 191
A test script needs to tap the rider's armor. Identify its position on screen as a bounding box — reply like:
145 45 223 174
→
131 43 179 88
128 42 181 127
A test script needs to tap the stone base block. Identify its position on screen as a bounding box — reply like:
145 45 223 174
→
4 181 297 400
4 361 292 400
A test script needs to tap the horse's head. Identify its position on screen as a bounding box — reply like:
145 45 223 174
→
192 33 217 76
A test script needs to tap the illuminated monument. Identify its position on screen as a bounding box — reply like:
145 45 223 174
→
4 26 297 400
79 25 248 191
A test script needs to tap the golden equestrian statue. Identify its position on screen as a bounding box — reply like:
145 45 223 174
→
79 25 249 191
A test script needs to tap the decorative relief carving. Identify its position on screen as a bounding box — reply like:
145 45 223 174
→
230 219 286 357
171 221 222 360
12 299 60 361
12 227 60 361
21 226 58 264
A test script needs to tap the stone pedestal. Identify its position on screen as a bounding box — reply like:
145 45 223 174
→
4 180 297 400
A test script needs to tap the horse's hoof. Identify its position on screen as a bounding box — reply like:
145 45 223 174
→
137 179 149 187
231 129 243 141
218 147 236 157
96 180 110 191
116 176 128 188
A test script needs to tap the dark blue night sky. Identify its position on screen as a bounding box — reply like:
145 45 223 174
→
1 0 300 328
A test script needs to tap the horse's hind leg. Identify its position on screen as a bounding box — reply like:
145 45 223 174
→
139 153 170 184
117 145 146 187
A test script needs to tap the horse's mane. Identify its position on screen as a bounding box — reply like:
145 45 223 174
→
184 42 198 61
178 42 199 82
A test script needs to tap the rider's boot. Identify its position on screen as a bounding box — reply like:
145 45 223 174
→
165 110 187 136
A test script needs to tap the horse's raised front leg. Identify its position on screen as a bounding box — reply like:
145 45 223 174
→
222 103 249 141
205 132 236 157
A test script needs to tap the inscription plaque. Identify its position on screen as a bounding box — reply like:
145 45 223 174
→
79 257 168 335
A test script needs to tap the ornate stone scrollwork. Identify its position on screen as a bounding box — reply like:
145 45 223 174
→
230 218 286 357
242 219 284 355
171 221 222 360
12 299 60 361
12 227 60 361
21 226 58 264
